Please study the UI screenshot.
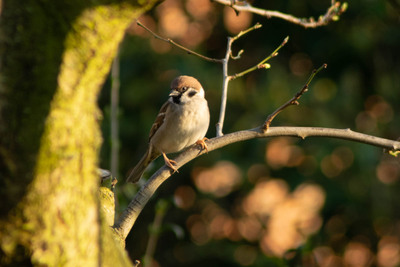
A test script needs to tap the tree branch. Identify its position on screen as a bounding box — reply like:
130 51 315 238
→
216 37 233 137
113 126 400 240
216 23 285 137
213 0 348 28
263 63 327 131
134 20 288 138
230 35 289 80
136 21 223 63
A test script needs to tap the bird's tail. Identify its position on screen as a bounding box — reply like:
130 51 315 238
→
126 148 158 183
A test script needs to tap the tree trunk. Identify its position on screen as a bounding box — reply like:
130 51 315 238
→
0 0 159 265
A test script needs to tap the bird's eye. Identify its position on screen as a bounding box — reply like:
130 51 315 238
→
188 90 197 97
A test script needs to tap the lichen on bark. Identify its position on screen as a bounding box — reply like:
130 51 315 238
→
0 0 160 265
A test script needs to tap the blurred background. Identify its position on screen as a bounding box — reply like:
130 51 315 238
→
98 0 400 266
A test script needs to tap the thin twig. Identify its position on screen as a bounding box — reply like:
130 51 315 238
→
135 20 287 138
263 63 327 131
113 126 400 240
216 23 264 137
216 34 288 136
230 36 289 80
231 22 262 42
136 21 223 63
213 0 347 29
216 38 233 137
143 200 169 267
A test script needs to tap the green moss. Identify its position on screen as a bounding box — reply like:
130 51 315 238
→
0 0 161 265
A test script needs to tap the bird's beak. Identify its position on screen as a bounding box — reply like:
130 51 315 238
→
169 90 180 97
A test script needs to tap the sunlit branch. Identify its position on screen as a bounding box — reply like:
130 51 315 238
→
113 125 400 240
213 0 348 29
263 63 327 131
231 22 262 42
215 39 231 137
230 36 289 80
118 0 353 244
136 21 223 63
135 20 287 138
216 23 266 137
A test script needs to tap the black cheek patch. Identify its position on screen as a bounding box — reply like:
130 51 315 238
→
188 91 197 97
173 95 181 104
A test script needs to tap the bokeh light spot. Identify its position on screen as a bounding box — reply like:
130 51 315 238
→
223 6 253 34
266 138 304 169
365 95 394 123
242 179 289 218
321 147 354 178
378 236 400 267
293 183 326 212
313 246 343 267
376 159 400 184
312 78 337 102
251 181 326 257
192 161 242 197
186 215 210 245
289 53 313 77
174 185 196 210
234 245 258 266
343 242 373 267
185 0 212 19
246 163 270 184
355 111 377 133
237 216 263 242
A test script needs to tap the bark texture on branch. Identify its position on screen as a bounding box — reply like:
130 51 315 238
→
0 1 159 265
114 126 400 239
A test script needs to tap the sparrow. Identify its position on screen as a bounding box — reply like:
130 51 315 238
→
126 75 210 183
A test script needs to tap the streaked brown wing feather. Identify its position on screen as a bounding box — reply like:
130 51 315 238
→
149 101 169 141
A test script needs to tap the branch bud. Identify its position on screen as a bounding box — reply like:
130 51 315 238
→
282 36 289 45
254 22 262 29
258 63 271 69
341 2 348 12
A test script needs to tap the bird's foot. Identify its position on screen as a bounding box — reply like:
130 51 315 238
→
196 137 209 153
162 152 178 173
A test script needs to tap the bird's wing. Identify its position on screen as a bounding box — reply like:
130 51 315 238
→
149 101 169 141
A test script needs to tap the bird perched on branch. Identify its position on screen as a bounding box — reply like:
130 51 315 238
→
127 75 210 183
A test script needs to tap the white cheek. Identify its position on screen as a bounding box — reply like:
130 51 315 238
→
198 87 205 98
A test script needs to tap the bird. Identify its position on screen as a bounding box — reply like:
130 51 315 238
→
126 75 210 183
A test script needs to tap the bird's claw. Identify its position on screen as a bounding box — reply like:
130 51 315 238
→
196 137 209 153
163 153 179 173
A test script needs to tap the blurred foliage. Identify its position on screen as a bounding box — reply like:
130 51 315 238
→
98 0 400 266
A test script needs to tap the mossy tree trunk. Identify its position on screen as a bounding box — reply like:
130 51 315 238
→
0 0 159 265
